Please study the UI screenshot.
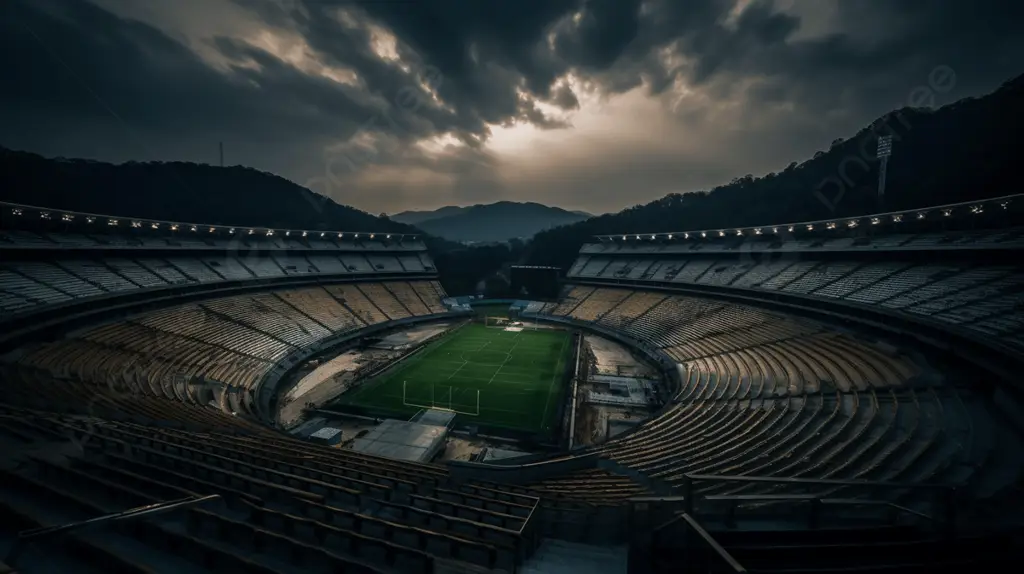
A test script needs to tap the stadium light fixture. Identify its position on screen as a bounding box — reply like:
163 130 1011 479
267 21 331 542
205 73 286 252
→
787 226 794 233
370 234 376 239
916 212 927 220
40 212 51 220
754 228 762 235
735 230 743 236
870 217 880 225
301 231 307 237
209 227 216 233
970 205 983 214
683 233 689 239
876 135 893 211
131 221 142 228
248 229 254 235
622 235 627 240
942 209 952 217
61 213 74 222
650 234 656 240
285 231 290 236
189 225 197 232
170 224 179 231
151 223 160 229
847 220 858 228
772 227 778 234
266 230 274 236
701 232 707 238
108 219 118 226
826 222 836 230
338 233 343 239
892 214 903 223
667 234 673 239
387 234 392 239
877 136 893 157
85 216 95 224
718 231 725 237
354 234 359 239
1001 201 1011 210
806 224 814 231
11 208 22 216
320 232 325 237
228 228 235 234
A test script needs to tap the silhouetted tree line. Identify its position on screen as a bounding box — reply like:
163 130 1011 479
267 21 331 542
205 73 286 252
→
0 146 515 295
0 148 417 234
523 72 1022 270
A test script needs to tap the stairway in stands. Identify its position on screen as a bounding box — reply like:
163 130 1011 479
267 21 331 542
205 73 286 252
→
519 539 628 574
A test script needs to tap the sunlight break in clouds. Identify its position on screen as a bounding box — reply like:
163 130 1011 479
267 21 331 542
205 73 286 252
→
3 0 1022 214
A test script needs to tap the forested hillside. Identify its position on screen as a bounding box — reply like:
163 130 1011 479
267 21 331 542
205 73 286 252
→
0 148 511 294
0 147 411 233
524 72 1023 269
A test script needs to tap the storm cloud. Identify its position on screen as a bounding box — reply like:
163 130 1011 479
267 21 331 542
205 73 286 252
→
1 0 1021 214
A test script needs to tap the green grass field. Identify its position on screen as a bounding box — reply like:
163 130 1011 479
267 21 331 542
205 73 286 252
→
335 323 573 434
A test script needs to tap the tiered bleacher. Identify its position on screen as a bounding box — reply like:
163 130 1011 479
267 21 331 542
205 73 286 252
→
0 202 434 325
570 254 1024 350
566 196 1024 353
0 371 540 573
514 196 1024 570
531 287 985 493
1 205 558 573
3 199 1024 573
11 282 449 418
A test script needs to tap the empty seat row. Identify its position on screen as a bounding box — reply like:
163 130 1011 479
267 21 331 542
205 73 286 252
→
563 255 1024 351
1 252 443 318
12 282 452 417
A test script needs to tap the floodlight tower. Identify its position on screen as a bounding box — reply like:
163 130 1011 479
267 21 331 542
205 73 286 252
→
876 135 893 212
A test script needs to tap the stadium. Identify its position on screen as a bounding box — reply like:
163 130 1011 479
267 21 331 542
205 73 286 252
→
0 191 1022 574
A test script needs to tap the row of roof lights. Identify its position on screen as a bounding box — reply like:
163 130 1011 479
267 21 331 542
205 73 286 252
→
603 198 1016 241
8 208 406 240
12 199 1010 240
612 204 1017 240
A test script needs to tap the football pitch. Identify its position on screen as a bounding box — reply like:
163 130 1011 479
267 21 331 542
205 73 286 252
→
335 323 574 434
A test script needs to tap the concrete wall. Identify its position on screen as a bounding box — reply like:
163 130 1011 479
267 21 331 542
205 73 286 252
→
256 311 472 423
447 452 600 485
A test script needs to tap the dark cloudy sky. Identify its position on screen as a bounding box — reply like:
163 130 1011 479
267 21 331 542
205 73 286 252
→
2 0 1021 215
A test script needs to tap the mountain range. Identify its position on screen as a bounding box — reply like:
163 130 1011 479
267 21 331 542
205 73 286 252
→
390 202 592 242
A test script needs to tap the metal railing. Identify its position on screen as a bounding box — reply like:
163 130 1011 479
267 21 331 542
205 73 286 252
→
4 494 221 566
675 474 956 533
653 512 747 573
702 494 937 530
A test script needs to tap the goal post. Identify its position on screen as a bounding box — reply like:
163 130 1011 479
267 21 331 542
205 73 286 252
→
485 315 541 331
402 381 481 416
484 315 507 328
